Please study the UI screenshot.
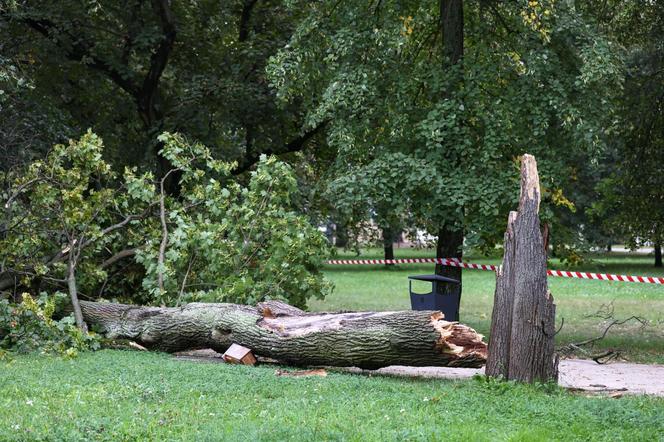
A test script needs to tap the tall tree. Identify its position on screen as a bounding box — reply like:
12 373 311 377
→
436 0 464 297
588 0 664 266
0 1 324 188
269 0 623 303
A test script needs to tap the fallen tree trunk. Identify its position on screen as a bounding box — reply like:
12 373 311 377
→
80 300 487 369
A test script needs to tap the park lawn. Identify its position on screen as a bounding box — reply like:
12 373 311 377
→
311 249 664 364
1 250 663 441
1 350 663 442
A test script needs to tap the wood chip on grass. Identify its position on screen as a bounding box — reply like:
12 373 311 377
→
275 369 328 377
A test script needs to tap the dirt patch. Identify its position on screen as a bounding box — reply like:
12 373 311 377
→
365 359 664 396
175 350 664 396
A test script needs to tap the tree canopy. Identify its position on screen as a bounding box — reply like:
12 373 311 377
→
1 0 663 346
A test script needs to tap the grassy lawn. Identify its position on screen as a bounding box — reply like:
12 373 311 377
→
2 249 663 441
2 350 663 441
311 249 664 364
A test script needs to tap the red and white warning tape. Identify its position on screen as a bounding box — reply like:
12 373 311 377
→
326 257 497 271
545 269 664 285
325 258 664 285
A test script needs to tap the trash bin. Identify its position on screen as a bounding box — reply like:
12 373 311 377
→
408 274 461 321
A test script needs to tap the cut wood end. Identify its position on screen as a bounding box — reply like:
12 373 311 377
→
431 315 488 363
430 311 445 321
222 343 257 365
256 300 305 318
519 154 540 212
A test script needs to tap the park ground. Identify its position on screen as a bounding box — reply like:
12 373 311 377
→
2 250 664 441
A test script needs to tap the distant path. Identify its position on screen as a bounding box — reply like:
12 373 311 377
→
609 246 654 254
364 359 664 396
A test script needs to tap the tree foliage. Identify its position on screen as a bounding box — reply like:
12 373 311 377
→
0 0 323 179
268 0 623 254
0 293 100 357
589 0 664 259
0 131 331 316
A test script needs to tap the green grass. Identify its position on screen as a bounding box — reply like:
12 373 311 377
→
311 249 664 364
2 249 663 440
2 350 663 441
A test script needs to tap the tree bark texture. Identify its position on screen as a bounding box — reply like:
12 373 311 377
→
440 0 464 66
486 154 558 383
485 212 516 378
79 300 487 369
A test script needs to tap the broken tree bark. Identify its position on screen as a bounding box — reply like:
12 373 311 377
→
485 212 517 378
486 154 558 383
79 300 487 369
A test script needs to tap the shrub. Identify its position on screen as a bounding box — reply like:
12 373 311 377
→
0 131 331 312
0 294 100 357
136 133 332 308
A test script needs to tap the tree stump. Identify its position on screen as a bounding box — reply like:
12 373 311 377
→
486 154 558 383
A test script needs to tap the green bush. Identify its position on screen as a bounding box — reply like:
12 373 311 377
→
0 294 99 357
1 131 331 311
136 133 332 308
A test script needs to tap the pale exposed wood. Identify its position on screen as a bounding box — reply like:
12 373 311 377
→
275 369 328 377
79 300 487 369
223 343 256 365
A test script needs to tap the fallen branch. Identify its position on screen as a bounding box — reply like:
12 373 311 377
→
558 302 648 363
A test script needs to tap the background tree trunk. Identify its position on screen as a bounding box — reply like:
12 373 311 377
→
435 0 465 315
334 221 349 248
382 225 399 265
655 242 662 267
435 226 463 321
440 0 464 66
79 300 487 369
486 154 558 383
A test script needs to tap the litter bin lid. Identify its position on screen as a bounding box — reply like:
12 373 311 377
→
408 274 459 283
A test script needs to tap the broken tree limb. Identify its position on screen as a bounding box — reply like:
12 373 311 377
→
80 300 487 369
487 154 558 383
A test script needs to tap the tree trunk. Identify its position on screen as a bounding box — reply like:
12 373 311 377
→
382 225 398 265
334 221 349 248
67 256 87 332
79 300 487 369
435 226 463 321
440 0 464 66
435 0 465 321
655 243 662 268
486 154 558 383
384 240 394 264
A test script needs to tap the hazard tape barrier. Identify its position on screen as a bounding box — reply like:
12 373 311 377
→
325 258 664 285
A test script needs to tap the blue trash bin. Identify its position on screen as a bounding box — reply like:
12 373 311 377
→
408 274 461 321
